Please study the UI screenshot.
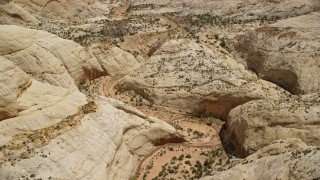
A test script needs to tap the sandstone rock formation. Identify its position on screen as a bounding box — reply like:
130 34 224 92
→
117 39 288 118
0 1 319 179
0 23 185 179
90 44 144 76
0 69 183 179
9 0 110 20
202 138 320 180
130 0 320 19
0 57 31 120
224 93 320 156
0 25 106 91
235 12 320 94
0 2 39 25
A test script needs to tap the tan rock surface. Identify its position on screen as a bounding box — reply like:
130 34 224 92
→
0 79 183 179
130 0 320 19
117 39 288 118
11 0 111 19
202 138 320 180
0 2 39 25
235 12 320 94
90 44 144 77
224 93 320 156
0 25 106 91
0 57 31 120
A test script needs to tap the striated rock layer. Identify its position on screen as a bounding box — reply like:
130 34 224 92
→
235 12 320 94
0 25 106 91
118 39 289 119
224 93 320 156
0 71 183 180
0 25 183 179
89 44 145 77
202 138 320 180
0 2 39 25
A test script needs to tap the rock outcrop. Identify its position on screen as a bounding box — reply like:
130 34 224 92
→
235 12 320 94
224 93 320 156
9 0 110 20
0 57 31 120
0 2 39 25
0 25 106 91
90 44 144 77
0 68 183 180
130 0 320 19
202 138 320 180
0 25 184 179
117 39 288 118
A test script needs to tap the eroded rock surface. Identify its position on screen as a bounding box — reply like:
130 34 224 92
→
0 25 106 91
0 57 31 120
224 93 320 156
0 2 39 25
0 76 183 180
235 12 320 94
8 0 110 20
90 44 144 77
202 138 320 180
130 0 320 19
118 39 288 118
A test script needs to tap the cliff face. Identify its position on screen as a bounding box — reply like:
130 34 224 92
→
235 12 320 94
224 93 320 157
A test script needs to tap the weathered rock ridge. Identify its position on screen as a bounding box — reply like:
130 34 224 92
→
202 138 320 180
0 2 39 25
89 44 145 77
0 25 106 91
0 64 183 180
118 39 289 119
0 25 183 179
224 93 320 156
235 12 320 94
130 0 320 19
9 0 110 20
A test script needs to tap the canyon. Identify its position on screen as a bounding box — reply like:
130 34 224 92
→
0 0 319 180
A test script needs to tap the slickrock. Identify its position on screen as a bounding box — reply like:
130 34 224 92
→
90 44 144 76
224 93 320 156
130 0 320 19
10 0 110 19
0 78 183 179
0 1 319 179
117 39 288 118
0 2 39 25
235 12 320 94
0 25 106 91
202 138 320 180
0 57 31 120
